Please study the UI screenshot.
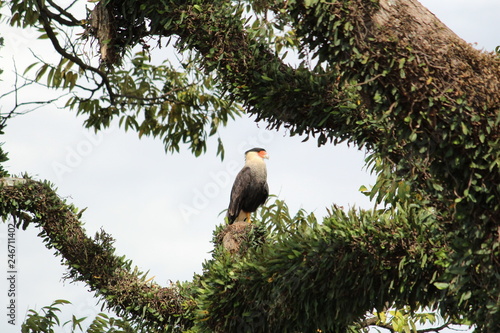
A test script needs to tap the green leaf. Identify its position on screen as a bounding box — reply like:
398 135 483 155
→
23 62 40 75
304 0 318 8
433 282 449 290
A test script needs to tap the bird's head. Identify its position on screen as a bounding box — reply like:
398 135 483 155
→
245 148 269 161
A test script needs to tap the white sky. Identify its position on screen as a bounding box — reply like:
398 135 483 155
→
0 1 498 332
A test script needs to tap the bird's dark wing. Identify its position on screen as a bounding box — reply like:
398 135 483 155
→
227 166 252 223
263 182 269 204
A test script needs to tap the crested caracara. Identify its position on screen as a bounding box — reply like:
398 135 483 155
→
227 148 269 224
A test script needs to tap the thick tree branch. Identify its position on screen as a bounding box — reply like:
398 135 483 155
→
91 0 500 147
0 178 192 331
196 205 449 332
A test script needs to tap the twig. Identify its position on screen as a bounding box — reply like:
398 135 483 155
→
0 60 71 122
34 0 116 104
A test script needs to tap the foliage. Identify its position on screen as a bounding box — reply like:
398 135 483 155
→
11 0 241 158
195 200 447 332
0 0 499 332
21 299 145 333
24 48 238 157
18 298 453 333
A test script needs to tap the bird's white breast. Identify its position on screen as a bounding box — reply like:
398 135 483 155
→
245 158 267 181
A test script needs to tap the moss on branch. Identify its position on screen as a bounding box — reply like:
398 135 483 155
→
0 178 192 331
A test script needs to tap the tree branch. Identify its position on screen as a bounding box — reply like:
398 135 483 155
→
0 178 192 331
361 316 393 331
35 0 116 104
0 60 72 122
44 0 80 26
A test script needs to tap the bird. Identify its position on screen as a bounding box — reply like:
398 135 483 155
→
227 148 269 224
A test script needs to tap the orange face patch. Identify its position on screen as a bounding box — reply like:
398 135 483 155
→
258 150 269 159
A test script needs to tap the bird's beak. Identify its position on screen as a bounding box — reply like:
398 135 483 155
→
260 151 269 159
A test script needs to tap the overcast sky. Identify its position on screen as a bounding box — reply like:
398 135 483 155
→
0 1 498 332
